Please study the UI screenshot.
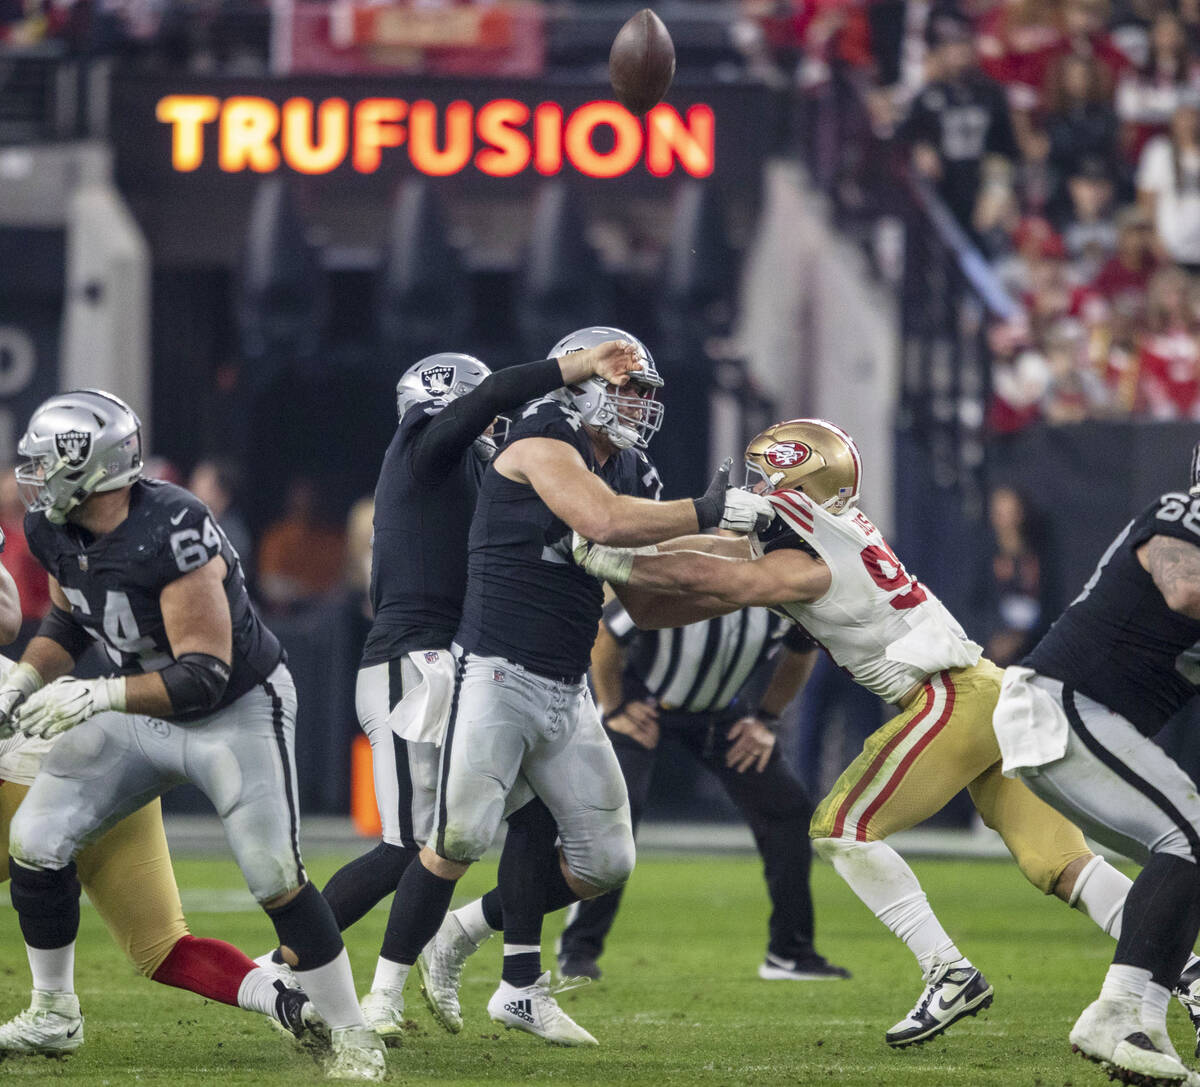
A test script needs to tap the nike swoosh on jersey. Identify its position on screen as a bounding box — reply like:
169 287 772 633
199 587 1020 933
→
170 510 187 525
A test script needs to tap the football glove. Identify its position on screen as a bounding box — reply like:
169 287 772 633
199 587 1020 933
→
16 675 126 739
692 459 775 535
0 662 45 740
572 532 651 585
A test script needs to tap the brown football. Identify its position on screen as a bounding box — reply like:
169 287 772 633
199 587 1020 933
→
609 9 676 116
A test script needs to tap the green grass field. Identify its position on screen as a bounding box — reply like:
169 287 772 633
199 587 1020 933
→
0 851 1178 1086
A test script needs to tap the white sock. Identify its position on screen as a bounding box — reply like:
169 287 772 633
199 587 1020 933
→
295 948 366 1031
453 898 497 945
1100 963 1152 1005
237 966 281 1018
371 957 410 994
815 839 964 974
1068 856 1130 939
1141 981 1171 1036
26 944 75 994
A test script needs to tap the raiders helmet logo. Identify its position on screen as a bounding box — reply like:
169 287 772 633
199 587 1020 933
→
420 365 456 397
765 441 811 469
55 430 92 468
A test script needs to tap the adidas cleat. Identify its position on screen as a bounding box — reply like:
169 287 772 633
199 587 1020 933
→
417 912 488 1034
1070 997 1188 1086
487 972 598 1047
0 990 84 1056
270 982 331 1054
359 987 405 1048
325 1026 386 1081
885 963 993 1048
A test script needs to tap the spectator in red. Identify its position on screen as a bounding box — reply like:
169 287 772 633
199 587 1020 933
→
1135 263 1200 418
1138 98 1200 270
0 467 49 626
256 476 346 610
977 0 1062 112
1116 11 1200 160
901 8 1018 231
1087 203 1159 314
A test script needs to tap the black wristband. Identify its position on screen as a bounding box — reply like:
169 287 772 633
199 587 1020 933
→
755 708 781 731
693 497 721 531
601 702 629 725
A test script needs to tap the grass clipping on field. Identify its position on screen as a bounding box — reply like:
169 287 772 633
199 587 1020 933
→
1 853 1160 1086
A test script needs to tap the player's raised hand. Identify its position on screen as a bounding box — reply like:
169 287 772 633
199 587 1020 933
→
16 675 125 739
557 340 643 388
0 662 45 740
692 459 775 535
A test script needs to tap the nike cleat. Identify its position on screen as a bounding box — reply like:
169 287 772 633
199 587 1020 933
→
417 912 488 1034
0 990 84 1056
885 963 993 1048
487 972 597 1047
1176 959 1200 1059
270 982 332 1053
325 1026 386 1081
359 987 406 1048
758 950 851 981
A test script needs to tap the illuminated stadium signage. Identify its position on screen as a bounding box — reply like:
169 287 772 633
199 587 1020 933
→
154 94 715 179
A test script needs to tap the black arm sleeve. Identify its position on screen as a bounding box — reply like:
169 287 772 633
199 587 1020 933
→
410 358 564 483
35 605 94 660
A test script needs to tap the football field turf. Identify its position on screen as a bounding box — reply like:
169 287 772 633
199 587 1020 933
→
0 851 1175 1086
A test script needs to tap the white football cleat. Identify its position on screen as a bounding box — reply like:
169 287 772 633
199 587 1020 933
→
417 913 489 1034
884 962 993 1048
487 972 598 1047
359 987 405 1048
325 1026 386 1081
254 950 300 989
0 990 84 1056
1070 997 1188 1085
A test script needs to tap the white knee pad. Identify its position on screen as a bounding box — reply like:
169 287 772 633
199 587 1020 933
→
9 801 73 869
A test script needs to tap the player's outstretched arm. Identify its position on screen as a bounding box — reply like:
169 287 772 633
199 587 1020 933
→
412 341 641 481
1142 534 1200 619
591 547 831 609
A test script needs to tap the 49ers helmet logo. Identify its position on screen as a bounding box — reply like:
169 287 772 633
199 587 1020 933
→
764 441 811 469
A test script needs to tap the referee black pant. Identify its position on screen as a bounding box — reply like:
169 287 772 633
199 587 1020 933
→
558 709 817 965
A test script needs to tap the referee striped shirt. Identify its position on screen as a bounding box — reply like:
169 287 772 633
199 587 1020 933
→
604 599 815 714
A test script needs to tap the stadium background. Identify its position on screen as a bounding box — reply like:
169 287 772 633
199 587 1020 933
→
3 0 1200 834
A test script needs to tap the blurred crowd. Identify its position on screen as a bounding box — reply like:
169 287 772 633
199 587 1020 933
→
0 456 374 637
787 0 1200 430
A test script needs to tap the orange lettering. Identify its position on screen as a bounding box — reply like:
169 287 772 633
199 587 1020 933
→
474 99 531 177
533 103 563 176
219 97 280 172
353 98 407 173
646 104 714 178
282 98 349 175
157 95 220 172
564 102 642 179
409 100 473 177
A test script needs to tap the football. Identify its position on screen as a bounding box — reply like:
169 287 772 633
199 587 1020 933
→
609 9 676 116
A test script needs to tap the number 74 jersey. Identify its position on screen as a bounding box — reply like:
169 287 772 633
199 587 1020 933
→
24 478 283 721
756 489 982 705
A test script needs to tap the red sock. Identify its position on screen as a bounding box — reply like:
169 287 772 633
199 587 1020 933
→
151 934 255 1007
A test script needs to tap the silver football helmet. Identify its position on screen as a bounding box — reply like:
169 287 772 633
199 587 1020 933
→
548 326 665 450
16 389 143 524
395 352 496 457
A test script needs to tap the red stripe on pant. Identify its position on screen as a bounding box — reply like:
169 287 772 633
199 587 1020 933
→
829 672 948 841
854 672 957 840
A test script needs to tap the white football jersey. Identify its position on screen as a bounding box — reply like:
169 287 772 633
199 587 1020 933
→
757 489 982 704
0 655 54 786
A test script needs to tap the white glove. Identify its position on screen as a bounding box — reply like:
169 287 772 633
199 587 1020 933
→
572 532 653 585
16 675 126 739
718 489 775 534
0 662 45 740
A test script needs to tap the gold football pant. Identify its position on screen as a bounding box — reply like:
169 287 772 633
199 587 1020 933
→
811 660 1092 894
0 782 187 976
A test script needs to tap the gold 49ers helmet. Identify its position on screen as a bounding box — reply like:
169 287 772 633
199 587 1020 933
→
743 418 862 515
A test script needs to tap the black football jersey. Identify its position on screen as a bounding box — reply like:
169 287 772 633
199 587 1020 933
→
25 479 283 720
1025 492 1200 734
361 406 488 665
457 397 662 679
